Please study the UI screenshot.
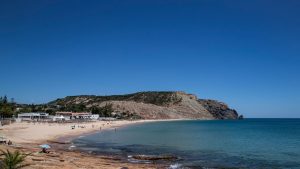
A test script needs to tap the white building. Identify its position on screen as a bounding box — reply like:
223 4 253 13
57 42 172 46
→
90 114 99 120
56 112 92 120
51 115 65 121
18 112 49 121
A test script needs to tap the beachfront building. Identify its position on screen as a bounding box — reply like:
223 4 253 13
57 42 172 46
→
51 115 65 121
55 112 92 120
90 114 99 120
18 112 49 121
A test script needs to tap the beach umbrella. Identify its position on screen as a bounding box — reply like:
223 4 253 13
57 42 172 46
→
39 144 51 149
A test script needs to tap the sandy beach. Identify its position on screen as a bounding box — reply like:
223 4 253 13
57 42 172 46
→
0 120 166 169
0 120 152 144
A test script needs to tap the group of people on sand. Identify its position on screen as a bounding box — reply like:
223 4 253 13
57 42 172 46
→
68 122 118 133
69 121 114 130
0 139 12 145
71 125 88 129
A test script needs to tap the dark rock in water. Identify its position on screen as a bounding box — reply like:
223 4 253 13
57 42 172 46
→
132 155 177 161
238 115 244 119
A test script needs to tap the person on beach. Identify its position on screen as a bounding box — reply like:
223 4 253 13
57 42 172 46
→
41 148 49 153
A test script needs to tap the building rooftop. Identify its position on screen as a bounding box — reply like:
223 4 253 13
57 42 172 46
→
18 112 49 116
56 112 91 116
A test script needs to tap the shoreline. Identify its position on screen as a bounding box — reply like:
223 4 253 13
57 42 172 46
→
1 119 185 144
0 119 184 169
55 118 193 144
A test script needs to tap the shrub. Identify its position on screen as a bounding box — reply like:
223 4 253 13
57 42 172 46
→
0 149 29 169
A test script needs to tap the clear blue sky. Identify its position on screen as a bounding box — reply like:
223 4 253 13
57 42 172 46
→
1 0 300 118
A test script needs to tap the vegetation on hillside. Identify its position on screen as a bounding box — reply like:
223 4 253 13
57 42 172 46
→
0 96 50 118
50 91 183 106
90 103 113 117
0 92 240 120
0 96 16 118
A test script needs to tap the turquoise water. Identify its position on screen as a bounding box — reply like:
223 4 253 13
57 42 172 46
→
72 119 300 168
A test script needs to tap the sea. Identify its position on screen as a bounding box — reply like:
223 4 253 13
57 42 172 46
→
71 119 300 169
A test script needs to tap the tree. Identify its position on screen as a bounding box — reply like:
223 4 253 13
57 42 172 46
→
0 95 16 118
90 104 113 117
91 106 100 114
30 104 36 112
59 106 66 111
65 104 87 112
45 109 55 115
0 105 14 118
0 149 29 169
101 103 113 117
18 107 31 113
3 96 7 104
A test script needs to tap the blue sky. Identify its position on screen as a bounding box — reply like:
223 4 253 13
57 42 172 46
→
1 0 300 118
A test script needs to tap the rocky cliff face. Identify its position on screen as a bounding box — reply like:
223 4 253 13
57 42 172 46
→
197 99 239 119
49 91 240 120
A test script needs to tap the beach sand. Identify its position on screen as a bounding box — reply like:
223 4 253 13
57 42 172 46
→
0 120 167 169
1 120 155 144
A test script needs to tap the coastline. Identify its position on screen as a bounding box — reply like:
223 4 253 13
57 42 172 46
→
0 119 182 169
54 119 185 144
2 119 299 168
